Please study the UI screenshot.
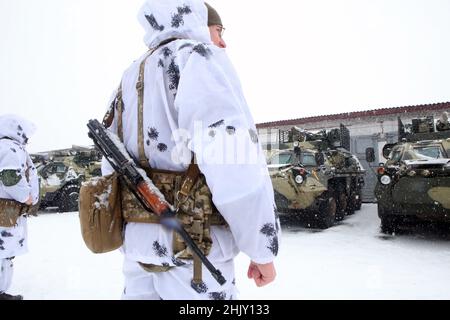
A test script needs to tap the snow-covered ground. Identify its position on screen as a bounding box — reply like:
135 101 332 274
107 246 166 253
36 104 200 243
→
9 204 450 300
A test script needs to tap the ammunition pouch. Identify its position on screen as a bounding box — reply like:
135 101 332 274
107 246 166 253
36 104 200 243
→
121 169 182 224
0 198 39 228
122 169 227 259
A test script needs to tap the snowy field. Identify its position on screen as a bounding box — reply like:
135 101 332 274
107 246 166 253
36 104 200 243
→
9 204 450 300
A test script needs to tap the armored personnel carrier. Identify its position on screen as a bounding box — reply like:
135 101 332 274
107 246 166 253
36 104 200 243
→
375 115 450 233
268 125 366 228
32 146 102 212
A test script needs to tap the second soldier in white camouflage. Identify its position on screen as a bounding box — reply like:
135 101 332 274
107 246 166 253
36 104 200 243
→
0 115 39 300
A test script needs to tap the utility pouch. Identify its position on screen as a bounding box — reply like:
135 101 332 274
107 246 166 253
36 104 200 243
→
0 199 25 227
79 173 123 254
173 174 225 259
121 169 182 224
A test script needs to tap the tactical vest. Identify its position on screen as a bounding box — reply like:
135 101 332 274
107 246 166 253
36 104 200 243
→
102 42 227 283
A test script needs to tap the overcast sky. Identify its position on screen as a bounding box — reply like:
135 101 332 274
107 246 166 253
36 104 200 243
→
1 0 449 152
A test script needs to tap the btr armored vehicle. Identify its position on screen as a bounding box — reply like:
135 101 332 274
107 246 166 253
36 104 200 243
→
268 125 366 228
374 115 450 233
32 146 102 212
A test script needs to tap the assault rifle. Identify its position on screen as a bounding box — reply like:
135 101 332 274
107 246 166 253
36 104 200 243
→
87 119 226 286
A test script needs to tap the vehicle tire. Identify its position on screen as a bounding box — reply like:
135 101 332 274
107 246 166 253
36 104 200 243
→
274 190 290 213
39 201 47 210
318 195 337 229
346 193 357 216
335 190 347 221
379 206 399 234
355 196 362 211
59 185 80 213
354 190 362 211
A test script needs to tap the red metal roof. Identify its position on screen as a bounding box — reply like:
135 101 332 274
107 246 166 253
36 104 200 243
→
256 102 450 129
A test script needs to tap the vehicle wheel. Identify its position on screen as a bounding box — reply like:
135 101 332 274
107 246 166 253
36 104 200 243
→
346 193 357 215
318 196 337 229
379 207 400 234
39 201 47 210
59 185 80 212
274 190 290 213
335 191 347 221
355 192 362 211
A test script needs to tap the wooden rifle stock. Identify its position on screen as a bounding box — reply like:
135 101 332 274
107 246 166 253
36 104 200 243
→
136 181 170 216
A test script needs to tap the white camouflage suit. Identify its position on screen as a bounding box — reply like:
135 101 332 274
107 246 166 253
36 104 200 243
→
102 0 281 300
0 115 39 294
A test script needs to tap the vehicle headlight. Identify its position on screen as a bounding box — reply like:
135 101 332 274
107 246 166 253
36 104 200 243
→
421 170 431 177
380 175 392 185
295 175 304 184
408 170 417 177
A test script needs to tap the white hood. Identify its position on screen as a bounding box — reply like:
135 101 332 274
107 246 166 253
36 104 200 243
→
137 0 212 48
0 114 37 145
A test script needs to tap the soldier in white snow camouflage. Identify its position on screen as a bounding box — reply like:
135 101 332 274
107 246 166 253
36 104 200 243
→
101 0 280 300
0 115 40 300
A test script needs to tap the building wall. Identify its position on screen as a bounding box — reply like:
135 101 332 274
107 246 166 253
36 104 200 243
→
259 110 448 147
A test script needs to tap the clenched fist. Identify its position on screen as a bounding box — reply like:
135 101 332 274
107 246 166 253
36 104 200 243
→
247 261 276 287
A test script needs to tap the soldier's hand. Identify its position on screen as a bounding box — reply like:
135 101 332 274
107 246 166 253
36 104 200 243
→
25 195 33 206
247 261 276 287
